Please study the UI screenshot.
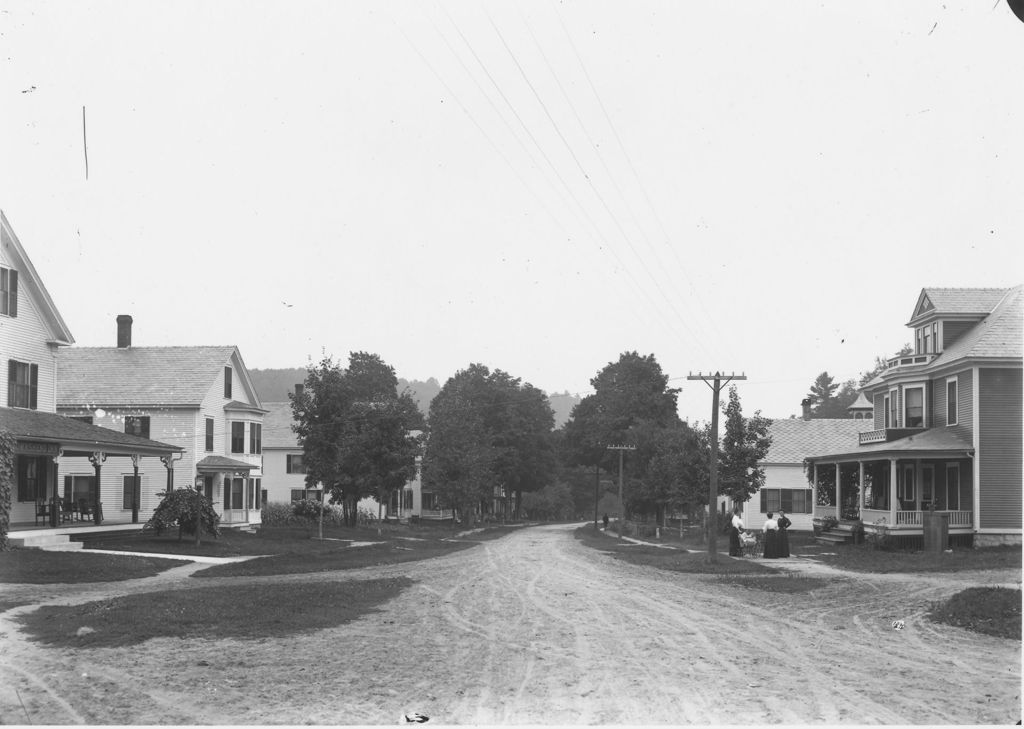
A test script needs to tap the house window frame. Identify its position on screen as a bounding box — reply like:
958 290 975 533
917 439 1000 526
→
8 360 38 409
286 453 306 474
0 266 19 317
946 377 958 426
888 388 899 428
902 383 926 428
124 415 150 439
230 421 245 453
122 474 139 510
249 422 262 454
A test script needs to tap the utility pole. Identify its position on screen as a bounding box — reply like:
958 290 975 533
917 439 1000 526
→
606 444 636 540
593 463 600 532
687 372 746 563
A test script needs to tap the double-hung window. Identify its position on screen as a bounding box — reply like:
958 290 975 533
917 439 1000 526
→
7 360 38 409
124 416 150 439
946 378 958 426
904 386 924 428
0 267 18 317
230 422 245 453
249 423 262 454
286 454 306 474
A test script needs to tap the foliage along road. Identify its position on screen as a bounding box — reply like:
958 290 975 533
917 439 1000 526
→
0 523 1020 724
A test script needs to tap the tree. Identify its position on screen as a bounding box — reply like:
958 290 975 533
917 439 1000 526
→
145 487 221 546
291 352 424 528
859 343 914 386
629 420 709 524
719 386 772 504
422 364 556 526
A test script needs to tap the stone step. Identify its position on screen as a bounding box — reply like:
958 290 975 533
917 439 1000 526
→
9 533 82 550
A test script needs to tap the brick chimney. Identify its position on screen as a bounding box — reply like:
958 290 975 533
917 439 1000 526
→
801 398 812 421
116 315 133 348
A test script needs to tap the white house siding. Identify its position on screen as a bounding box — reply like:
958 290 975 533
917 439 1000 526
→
0 242 60 413
746 464 815 531
262 448 308 503
58 407 198 521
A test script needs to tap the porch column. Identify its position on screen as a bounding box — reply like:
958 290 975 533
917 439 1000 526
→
889 457 898 525
835 463 842 520
812 462 818 512
131 454 141 524
160 453 180 498
858 461 865 511
50 449 63 527
89 452 106 525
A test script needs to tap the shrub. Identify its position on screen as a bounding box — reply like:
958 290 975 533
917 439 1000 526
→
820 515 839 531
866 518 891 550
144 488 220 545
259 501 295 527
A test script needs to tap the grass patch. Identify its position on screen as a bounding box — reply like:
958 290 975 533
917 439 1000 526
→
16 577 412 647
0 548 188 584
574 526 775 575
796 542 1022 573
712 574 827 593
81 522 521 579
928 587 1022 640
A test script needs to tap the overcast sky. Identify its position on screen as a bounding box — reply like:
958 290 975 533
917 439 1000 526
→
2 1 1021 423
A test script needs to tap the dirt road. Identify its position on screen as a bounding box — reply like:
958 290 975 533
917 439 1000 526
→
1 523 1020 725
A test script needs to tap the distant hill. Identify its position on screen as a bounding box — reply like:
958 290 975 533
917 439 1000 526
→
248 368 580 426
248 367 441 418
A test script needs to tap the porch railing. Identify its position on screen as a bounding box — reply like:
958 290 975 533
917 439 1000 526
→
895 510 922 525
888 510 973 527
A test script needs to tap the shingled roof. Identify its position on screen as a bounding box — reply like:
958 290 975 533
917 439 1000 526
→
929 284 1023 365
261 401 299 449
761 418 873 465
0 407 182 456
914 287 1012 320
57 346 240 407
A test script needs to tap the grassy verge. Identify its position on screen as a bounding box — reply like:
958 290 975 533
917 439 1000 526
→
928 587 1022 640
80 522 521 579
16 577 412 647
574 526 775 574
0 548 188 584
797 541 1022 573
712 574 827 593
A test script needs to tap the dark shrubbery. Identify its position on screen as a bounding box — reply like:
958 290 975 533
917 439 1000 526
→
144 488 220 546
929 587 1022 640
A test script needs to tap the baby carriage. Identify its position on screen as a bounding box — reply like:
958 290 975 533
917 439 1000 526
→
739 530 762 558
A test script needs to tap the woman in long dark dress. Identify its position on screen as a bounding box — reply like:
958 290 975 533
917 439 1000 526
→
762 512 780 559
776 510 792 557
728 507 743 557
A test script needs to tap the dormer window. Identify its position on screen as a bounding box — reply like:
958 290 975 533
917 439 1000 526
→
922 327 931 354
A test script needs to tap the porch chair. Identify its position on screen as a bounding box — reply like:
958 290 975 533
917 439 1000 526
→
34 499 50 526
58 498 75 524
78 499 94 521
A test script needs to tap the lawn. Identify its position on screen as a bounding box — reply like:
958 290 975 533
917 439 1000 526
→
795 540 1022 573
15 577 413 648
0 548 189 584
574 526 775 575
928 587 1022 640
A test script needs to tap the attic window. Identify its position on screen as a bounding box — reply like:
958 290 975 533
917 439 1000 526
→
224 366 232 398
0 267 18 317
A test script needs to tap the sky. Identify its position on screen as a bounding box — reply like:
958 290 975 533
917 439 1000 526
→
2 1 1021 424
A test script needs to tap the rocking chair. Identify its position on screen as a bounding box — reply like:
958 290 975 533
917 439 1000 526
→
35 499 50 526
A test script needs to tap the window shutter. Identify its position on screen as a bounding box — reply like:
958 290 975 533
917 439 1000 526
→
29 364 37 409
760 489 767 513
224 479 231 510
9 269 17 317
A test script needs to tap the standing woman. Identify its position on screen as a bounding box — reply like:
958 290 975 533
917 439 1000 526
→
729 507 744 557
777 510 792 557
762 511 780 559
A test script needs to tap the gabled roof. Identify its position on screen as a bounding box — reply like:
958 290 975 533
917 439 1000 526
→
847 392 872 411
225 400 268 414
0 407 182 456
910 287 1011 323
0 210 74 345
928 285 1023 365
196 455 256 471
760 418 873 465
57 346 241 407
261 401 299 449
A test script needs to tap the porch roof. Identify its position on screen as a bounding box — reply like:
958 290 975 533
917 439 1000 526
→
805 427 973 463
195 455 255 472
0 407 183 457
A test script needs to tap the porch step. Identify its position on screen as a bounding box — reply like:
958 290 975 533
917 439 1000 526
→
9 533 84 551
815 528 851 546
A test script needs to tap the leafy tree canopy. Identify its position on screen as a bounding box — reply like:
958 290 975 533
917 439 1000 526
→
291 352 424 526
719 386 772 503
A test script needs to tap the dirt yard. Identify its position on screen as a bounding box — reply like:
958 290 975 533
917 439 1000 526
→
1 523 1020 725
